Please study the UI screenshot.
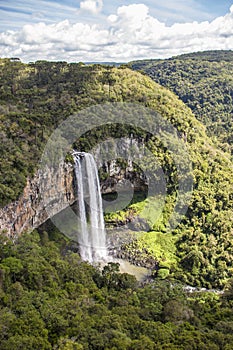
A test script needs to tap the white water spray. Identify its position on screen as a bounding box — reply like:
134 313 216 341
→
73 151 107 262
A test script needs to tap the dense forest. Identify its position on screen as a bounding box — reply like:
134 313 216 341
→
130 50 233 155
0 55 233 348
0 230 233 349
0 57 233 287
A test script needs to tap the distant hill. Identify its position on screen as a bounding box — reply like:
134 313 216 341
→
173 50 233 62
129 50 233 155
84 61 124 66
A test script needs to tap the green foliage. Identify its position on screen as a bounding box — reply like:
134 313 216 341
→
0 230 233 349
130 50 233 155
124 231 177 271
1 56 233 290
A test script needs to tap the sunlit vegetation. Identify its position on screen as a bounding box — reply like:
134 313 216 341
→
130 50 233 155
0 57 233 290
0 230 233 349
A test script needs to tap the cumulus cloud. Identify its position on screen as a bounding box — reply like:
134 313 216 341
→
0 3 233 62
80 0 103 14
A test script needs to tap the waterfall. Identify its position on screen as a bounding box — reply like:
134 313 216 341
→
73 151 107 262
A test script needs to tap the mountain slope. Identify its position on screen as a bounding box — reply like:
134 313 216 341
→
129 50 233 154
0 58 232 287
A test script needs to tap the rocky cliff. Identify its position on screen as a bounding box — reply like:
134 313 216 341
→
0 162 75 237
0 138 148 237
95 137 148 194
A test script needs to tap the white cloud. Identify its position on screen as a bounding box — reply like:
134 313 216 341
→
0 3 233 62
80 0 103 14
117 4 149 19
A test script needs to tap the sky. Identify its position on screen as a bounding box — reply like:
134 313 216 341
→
0 0 233 62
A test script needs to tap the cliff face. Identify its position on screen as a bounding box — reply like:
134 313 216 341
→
0 162 75 237
0 138 148 237
95 137 148 194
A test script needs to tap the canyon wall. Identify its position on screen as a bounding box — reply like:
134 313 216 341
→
95 137 148 194
0 138 147 237
0 162 75 237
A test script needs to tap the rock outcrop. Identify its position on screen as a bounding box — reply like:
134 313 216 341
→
94 137 148 194
0 138 148 237
0 162 75 237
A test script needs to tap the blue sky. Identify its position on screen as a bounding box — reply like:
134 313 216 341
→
0 0 233 61
0 0 232 30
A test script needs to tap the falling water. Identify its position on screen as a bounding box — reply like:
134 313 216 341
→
73 151 107 262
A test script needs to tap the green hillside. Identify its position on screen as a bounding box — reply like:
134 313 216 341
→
0 230 233 349
0 58 233 289
129 50 233 154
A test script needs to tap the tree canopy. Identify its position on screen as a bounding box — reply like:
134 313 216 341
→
0 56 233 289
0 230 233 350
130 50 233 155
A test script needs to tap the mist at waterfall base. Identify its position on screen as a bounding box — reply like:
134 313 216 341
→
73 151 107 263
73 151 149 281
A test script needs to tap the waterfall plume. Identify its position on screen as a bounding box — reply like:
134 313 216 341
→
73 151 107 262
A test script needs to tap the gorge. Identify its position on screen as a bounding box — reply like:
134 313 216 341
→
0 58 233 290
0 137 147 238
0 54 233 350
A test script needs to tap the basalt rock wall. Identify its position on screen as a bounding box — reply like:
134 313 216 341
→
0 162 75 237
0 138 147 237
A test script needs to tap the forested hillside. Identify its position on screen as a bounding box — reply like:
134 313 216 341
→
1 56 233 349
130 50 233 154
0 58 233 289
0 230 233 350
